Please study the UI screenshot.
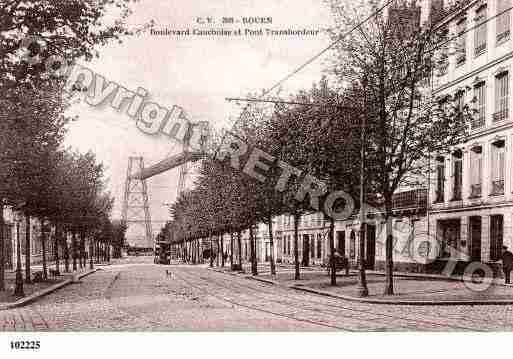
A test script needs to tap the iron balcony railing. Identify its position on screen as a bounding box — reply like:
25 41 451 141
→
392 189 428 210
497 30 510 43
469 183 482 198
491 180 505 196
493 108 508 122
475 43 486 56
471 116 485 129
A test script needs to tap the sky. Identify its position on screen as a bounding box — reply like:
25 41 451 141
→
63 0 336 240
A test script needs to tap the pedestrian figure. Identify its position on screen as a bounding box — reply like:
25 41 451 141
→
502 246 513 284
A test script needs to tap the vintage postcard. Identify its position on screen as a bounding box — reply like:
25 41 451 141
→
1 0 512 357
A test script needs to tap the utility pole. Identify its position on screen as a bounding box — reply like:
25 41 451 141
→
357 77 369 298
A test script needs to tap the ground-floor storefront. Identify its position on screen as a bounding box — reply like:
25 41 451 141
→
428 204 513 275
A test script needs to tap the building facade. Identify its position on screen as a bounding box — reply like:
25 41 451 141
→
429 0 513 273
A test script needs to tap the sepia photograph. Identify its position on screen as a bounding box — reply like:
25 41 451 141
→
1 0 513 357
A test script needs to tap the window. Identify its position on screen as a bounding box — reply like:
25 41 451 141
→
470 146 483 197
473 81 486 128
437 28 449 76
452 150 463 200
497 0 511 43
490 215 504 261
494 71 509 122
475 5 487 56
491 140 505 195
316 235 322 259
456 90 465 116
310 236 315 258
435 156 445 203
283 235 287 254
456 18 466 66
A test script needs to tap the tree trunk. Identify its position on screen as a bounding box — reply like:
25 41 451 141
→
54 223 60 276
249 226 258 276
89 237 94 270
216 237 220 267
106 240 110 263
197 239 201 264
79 230 85 268
237 231 242 269
0 202 5 291
64 230 70 273
293 212 300 280
41 227 47 280
268 216 276 276
384 197 394 295
229 233 234 269
72 231 77 270
329 217 336 286
25 215 32 283
209 233 214 267
220 234 225 267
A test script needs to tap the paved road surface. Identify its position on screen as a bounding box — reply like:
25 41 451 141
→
2 258 513 331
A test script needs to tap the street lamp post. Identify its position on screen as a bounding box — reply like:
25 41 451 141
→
14 212 24 297
356 77 369 297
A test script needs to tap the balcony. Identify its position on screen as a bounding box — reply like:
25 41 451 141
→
456 54 466 67
437 63 449 77
475 43 486 57
492 109 508 122
471 116 485 129
490 180 505 196
497 30 510 44
469 184 482 198
392 189 427 210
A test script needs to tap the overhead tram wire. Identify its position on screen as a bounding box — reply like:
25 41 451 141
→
226 0 397 130
227 4 513 121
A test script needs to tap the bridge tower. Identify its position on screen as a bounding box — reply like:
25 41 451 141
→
121 156 153 250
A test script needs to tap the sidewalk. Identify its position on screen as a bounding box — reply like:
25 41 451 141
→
212 264 513 305
1 263 101 309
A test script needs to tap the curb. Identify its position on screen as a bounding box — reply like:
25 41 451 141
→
290 284 513 306
210 267 513 306
0 268 99 311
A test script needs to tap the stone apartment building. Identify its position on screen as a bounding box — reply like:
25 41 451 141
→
428 0 513 272
248 0 513 276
